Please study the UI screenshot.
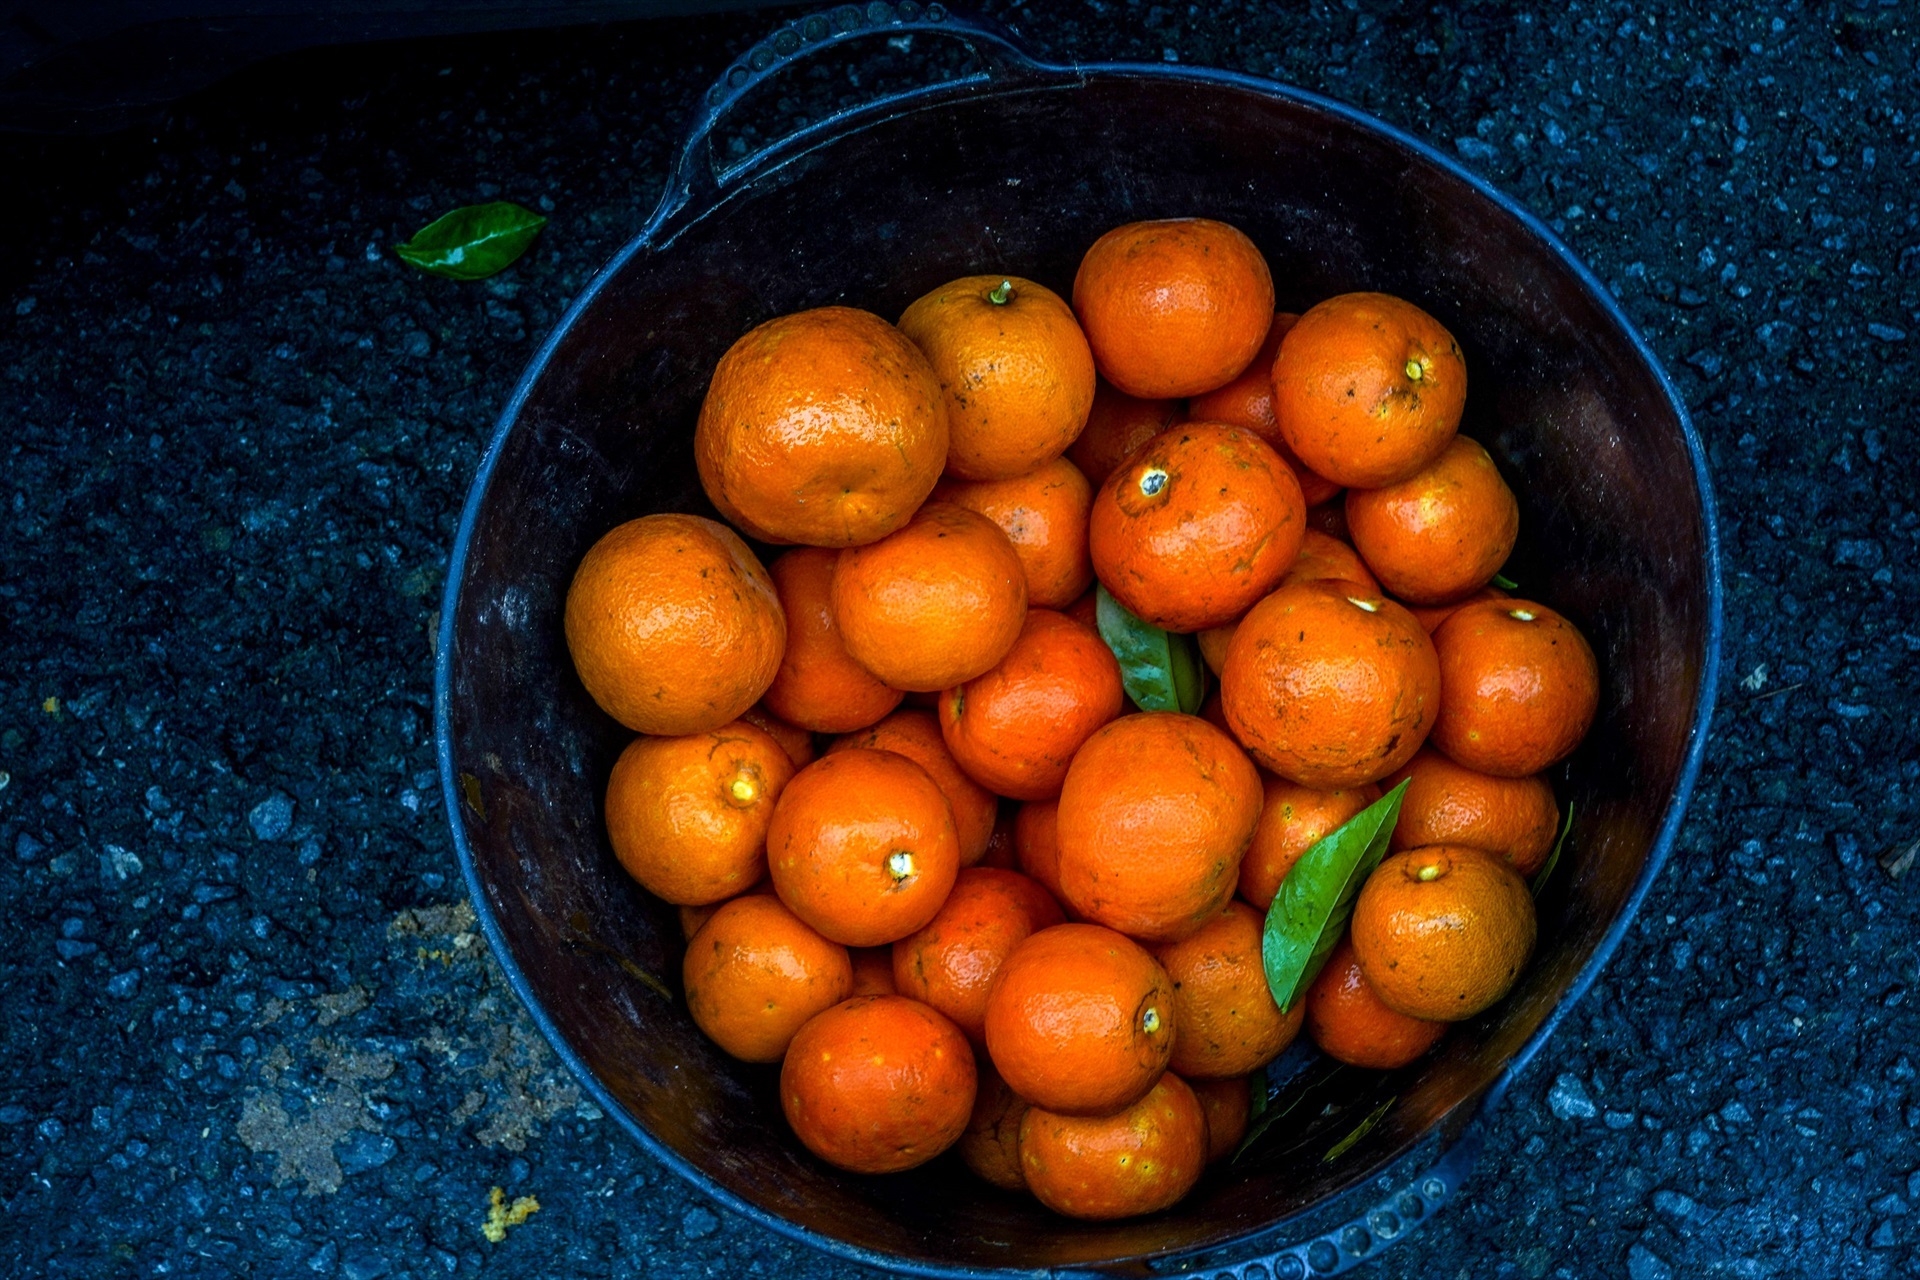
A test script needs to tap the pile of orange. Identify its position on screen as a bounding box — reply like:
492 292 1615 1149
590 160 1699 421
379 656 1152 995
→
566 217 1599 1221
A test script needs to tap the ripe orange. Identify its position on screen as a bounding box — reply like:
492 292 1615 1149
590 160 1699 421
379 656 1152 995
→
738 703 818 769
1195 529 1380 676
1012 799 1065 904
1349 845 1537 1020
1402 584 1507 635
1220 580 1440 788
1430 598 1600 777
1189 1076 1253 1162
694 306 947 547
1067 379 1181 488
1187 311 1341 506
1089 423 1306 633
849 946 899 996
932 457 1094 609
762 547 905 733
1383 748 1560 876
898 275 1096 480
892 868 1065 1042
938 609 1125 801
829 708 998 867
1346 436 1519 605
781 995 976 1173
1152 901 1304 1079
564 514 785 735
1020 1075 1208 1220
1236 777 1383 911
604 720 794 906
830 502 1028 692
766 747 960 946
983 923 1175 1116
959 1065 1030 1190
683 895 851 1063
1073 218 1275 399
1303 935 1447 1069
1272 292 1466 489
1055 713 1264 943
677 878 770 942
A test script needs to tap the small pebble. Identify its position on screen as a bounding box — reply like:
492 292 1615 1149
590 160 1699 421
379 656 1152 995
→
249 793 295 841
1548 1074 1598 1121
681 1206 720 1240
1627 1242 1673 1280
106 970 142 999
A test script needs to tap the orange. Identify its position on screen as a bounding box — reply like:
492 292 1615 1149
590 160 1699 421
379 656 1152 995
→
830 502 1028 691
1064 587 1099 631
1272 292 1466 488
1350 845 1537 1021
983 923 1175 1115
939 609 1125 801
1187 311 1342 506
766 747 961 946
564 514 785 735
1152 901 1304 1079
1383 748 1560 876
1303 935 1446 1069
849 946 899 997
1236 778 1383 911
1020 1075 1207 1220
1403 585 1507 635
678 878 771 942
1089 423 1306 633
1195 530 1379 676
1346 436 1519 605
604 720 794 906
1012 799 1065 903
1220 580 1440 788
829 709 998 867
891 868 1065 1042
694 306 947 547
1055 713 1263 943
1067 379 1181 488
683 895 851 1062
1431 599 1600 777
1073 218 1275 398
781 995 976 1173
932 457 1094 608
1189 1076 1253 1162
763 547 905 733
898 275 1096 480
958 1065 1030 1191
739 703 817 769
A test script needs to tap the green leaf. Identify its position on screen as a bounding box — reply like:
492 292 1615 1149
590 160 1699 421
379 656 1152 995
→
1491 572 1520 590
1094 584 1207 714
394 201 547 280
1261 779 1410 1013
1233 1058 1345 1163
1530 800 1575 897
1323 1096 1395 1162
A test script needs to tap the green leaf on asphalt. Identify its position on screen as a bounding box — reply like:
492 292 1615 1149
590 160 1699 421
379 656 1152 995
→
1530 800 1575 897
394 201 547 280
1094 583 1206 714
1261 779 1410 1014
1323 1096 1396 1162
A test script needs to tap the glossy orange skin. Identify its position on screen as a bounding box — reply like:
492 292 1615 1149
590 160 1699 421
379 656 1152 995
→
738 703 818 769
1011 800 1065 903
1152 902 1303 1079
684 895 851 1063
1383 748 1560 876
932 457 1095 608
565 514 785 736
983 923 1175 1115
1236 777 1383 911
1090 423 1307 633
1188 311 1341 506
767 748 961 947
1347 436 1520 605
1189 1076 1253 1162
678 878 771 942
959 1065 1030 1190
604 721 794 906
1403 585 1507 635
848 946 899 996
1196 531 1380 675
694 306 948 547
898 275 1096 481
1273 292 1466 489
831 502 1028 692
1350 845 1537 1021
939 610 1126 801
781 995 977 1173
829 709 998 867
1073 218 1275 399
1220 581 1441 788
1020 1075 1208 1220
762 547 905 733
1067 379 1182 488
892 868 1066 1043
1304 935 1447 1069
1431 598 1600 777
1055 713 1264 943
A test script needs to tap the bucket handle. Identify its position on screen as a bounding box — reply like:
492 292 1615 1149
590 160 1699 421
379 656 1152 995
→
645 3 1053 239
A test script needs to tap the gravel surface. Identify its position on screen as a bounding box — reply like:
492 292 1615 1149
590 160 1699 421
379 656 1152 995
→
2 2 1916 1276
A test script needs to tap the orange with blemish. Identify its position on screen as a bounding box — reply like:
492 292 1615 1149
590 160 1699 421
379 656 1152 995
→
829 708 998 867
932 457 1096 608
1020 1075 1208 1220
1236 777 1383 911
683 895 851 1063
891 867 1065 1042
1430 598 1600 777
